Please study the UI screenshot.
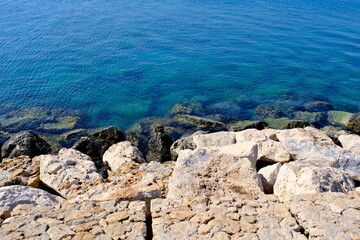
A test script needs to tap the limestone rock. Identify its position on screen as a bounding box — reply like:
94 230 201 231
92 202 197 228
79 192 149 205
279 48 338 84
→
192 131 236 149
40 148 102 198
0 200 147 240
258 140 291 163
276 127 343 167
288 191 360 239
338 134 360 155
0 185 62 210
1 131 51 159
258 163 282 194
0 156 40 187
327 110 353 126
152 196 307 240
274 162 355 201
167 146 263 200
170 133 198 161
103 141 145 172
73 126 125 160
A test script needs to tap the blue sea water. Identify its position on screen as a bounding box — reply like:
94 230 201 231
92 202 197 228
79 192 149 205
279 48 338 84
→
0 0 359 129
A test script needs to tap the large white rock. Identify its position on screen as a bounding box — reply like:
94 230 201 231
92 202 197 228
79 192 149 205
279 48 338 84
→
338 134 360 155
192 131 236 148
40 148 102 198
258 163 282 193
103 141 145 172
235 129 268 143
0 185 62 209
258 140 291 163
274 162 355 201
167 145 263 200
276 127 343 167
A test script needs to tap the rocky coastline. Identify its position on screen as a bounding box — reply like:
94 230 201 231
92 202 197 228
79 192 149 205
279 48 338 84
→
0 100 360 240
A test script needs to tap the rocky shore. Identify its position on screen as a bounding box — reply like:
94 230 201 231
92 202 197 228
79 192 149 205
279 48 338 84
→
0 101 360 240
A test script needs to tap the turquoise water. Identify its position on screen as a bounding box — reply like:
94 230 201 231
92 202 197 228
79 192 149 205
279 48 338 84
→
0 0 359 129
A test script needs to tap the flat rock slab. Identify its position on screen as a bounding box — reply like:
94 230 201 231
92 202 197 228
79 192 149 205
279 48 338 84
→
288 191 360 240
167 146 263 200
151 196 307 240
0 185 62 210
0 200 147 240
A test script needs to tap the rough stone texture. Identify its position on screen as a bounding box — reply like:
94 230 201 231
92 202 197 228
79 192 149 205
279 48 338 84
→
258 140 291 163
0 156 40 187
151 196 307 240
146 125 173 162
338 134 360 155
1 131 51 159
72 126 125 160
170 132 199 161
103 141 145 172
256 106 284 119
276 127 344 167
288 191 360 240
65 161 174 202
40 148 102 198
274 162 355 201
0 185 62 210
167 146 263 200
258 163 282 194
337 134 360 180
192 131 236 149
346 112 360 134
0 200 147 240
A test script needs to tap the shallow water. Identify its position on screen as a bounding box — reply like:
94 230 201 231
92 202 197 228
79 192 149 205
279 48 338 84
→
0 0 359 129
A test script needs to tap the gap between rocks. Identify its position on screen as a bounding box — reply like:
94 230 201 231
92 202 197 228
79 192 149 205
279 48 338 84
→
287 207 310 239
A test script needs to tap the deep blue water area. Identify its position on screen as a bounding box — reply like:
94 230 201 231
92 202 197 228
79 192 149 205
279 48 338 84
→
0 0 359 130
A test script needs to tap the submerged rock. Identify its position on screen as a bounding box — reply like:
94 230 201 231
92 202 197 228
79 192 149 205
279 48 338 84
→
256 106 284 119
72 126 125 160
327 110 353 126
228 120 268 132
265 118 309 129
1 131 51 160
172 114 226 130
169 101 204 116
303 100 334 112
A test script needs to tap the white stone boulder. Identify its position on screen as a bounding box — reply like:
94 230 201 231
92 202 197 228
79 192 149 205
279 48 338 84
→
258 140 291 163
167 144 263 200
192 131 236 148
258 163 282 193
276 127 343 167
40 148 102 198
0 185 62 210
103 141 145 171
338 134 360 155
274 162 355 201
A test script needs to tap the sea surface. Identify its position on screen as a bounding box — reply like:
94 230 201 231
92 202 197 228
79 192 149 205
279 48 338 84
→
0 0 359 129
